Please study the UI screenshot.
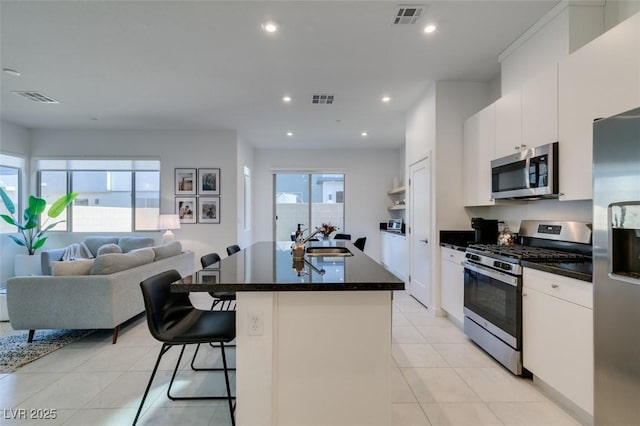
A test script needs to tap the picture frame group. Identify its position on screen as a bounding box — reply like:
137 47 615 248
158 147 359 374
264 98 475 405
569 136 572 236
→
175 168 221 224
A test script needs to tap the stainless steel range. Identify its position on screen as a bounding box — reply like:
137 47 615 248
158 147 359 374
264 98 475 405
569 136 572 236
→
462 220 592 375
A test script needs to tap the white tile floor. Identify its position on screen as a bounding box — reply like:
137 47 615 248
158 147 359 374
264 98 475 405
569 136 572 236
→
0 291 583 426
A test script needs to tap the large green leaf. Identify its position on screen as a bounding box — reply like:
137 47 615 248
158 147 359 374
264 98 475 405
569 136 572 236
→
36 220 65 237
26 196 46 217
0 187 15 215
0 213 17 226
32 237 47 251
48 192 78 218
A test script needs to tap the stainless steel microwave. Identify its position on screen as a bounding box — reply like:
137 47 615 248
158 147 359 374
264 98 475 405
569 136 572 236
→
491 142 559 200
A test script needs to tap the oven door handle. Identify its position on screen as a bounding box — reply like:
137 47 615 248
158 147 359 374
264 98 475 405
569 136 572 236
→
461 261 519 287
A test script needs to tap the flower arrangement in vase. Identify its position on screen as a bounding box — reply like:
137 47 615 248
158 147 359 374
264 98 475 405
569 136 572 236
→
318 223 339 240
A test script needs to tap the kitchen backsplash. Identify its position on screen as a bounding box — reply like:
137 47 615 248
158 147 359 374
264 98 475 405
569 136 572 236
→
465 199 592 232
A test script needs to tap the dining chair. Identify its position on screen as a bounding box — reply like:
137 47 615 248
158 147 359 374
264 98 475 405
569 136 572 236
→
200 253 236 311
134 269 236 426
226 244 241 256
333 233 352 240
354 237 367 251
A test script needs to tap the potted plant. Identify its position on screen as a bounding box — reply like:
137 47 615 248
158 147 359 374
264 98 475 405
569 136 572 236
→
0 188 78 275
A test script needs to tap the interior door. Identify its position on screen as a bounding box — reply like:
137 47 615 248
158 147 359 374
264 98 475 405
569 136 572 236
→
409 157 431 307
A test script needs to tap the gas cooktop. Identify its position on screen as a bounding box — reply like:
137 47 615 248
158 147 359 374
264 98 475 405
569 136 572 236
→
467 244 587 263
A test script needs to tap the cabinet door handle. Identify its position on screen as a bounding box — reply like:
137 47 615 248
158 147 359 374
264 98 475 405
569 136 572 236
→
523 293 527 297
420 239 428 244
551 284 559 289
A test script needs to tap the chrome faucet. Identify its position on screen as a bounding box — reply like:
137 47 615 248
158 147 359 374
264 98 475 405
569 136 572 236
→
297 227 324 245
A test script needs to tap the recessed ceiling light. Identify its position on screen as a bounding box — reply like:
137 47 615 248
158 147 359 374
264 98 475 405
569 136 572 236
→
3 68 21 77
361 132 368 137
381 96 391 103
282 96 291 103
286 132 293 137
423 24 437 34
262 21 278 33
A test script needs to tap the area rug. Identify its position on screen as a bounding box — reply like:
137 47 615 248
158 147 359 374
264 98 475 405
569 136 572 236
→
0 326 95 373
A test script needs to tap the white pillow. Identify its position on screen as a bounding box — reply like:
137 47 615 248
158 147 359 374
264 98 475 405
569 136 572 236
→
90 248 155 275
51 259 96 276
96 243 123 256
152 241 182 261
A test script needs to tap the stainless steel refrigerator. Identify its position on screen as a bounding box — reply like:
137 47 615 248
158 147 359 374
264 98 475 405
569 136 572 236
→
593 106 640 425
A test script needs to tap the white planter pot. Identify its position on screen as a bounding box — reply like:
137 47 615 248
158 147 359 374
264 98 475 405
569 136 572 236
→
14 254 42 276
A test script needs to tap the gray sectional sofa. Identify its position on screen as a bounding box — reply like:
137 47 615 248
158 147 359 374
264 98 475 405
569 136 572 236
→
6 236 195 343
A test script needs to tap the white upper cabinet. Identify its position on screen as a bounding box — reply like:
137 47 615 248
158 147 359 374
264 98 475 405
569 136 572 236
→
463 104 495 207
522 64 559 149
494 89 523 159
559 12 640 201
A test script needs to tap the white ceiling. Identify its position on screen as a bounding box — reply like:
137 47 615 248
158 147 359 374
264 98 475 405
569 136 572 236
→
0 0 558 149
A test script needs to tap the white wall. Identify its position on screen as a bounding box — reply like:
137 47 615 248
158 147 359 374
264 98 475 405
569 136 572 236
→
253 148 403 262
27 128 240 270
434 81 492 231
237 135 255 249
0 121 31 285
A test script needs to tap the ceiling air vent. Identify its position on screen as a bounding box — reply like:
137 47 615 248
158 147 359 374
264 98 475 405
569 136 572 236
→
393 5 426 24
12 91 59 104
311 94 334 105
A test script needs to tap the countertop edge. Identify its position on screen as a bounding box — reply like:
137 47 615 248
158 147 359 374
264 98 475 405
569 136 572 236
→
173 282 405 292
521 261 592 283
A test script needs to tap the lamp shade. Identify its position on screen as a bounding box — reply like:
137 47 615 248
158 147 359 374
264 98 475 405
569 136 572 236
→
157 214 181 230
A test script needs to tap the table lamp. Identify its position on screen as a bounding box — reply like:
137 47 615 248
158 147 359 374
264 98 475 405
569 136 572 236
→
157 214 181 244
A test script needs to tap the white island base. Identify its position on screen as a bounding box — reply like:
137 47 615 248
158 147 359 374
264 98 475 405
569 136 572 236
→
236 291 393 426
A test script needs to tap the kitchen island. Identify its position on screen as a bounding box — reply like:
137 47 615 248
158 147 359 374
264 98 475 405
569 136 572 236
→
174 241 404 426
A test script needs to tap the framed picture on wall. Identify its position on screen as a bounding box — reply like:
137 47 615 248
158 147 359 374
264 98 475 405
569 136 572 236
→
175 168 196 195
175 197 197 224
198 168 220 195
198 197 220 224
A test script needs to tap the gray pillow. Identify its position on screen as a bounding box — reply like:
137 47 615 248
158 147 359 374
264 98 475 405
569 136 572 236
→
152 241 182 261
118 237 155 253
90 248 155 275
84 236 120 257
96 243 123 256
51 259 95 276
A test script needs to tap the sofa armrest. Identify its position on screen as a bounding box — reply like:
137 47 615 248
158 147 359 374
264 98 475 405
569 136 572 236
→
41 248 66 275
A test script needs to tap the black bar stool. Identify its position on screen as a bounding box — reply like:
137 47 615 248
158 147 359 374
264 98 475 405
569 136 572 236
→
133 270 236 426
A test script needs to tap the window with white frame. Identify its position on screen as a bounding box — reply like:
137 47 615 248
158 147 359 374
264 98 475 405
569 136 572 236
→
0 154 24 234
36 159 160 232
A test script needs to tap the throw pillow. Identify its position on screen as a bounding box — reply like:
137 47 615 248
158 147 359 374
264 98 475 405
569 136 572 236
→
118 237 155 253
152 241 182 261
51 259 95 276
90 248 155 275
84 236 120 257
96 243 123 256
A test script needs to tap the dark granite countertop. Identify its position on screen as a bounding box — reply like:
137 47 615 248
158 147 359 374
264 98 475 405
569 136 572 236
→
381 230 406 236
522 260 592 283
173 241 405 292
439 243 468 252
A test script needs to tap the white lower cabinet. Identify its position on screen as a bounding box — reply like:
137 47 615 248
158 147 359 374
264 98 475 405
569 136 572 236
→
380 231 407 281
440 247 465 324
522 268 593 416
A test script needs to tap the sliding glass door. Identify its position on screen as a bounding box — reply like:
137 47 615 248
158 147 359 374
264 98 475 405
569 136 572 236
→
274 173 344 241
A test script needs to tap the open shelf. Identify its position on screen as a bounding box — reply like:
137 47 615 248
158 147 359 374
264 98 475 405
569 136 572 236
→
387 186 406 195
388 205 406 211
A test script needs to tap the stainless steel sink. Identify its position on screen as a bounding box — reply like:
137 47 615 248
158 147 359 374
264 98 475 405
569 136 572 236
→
305 247 354 257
